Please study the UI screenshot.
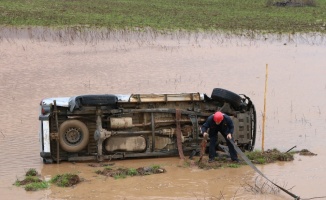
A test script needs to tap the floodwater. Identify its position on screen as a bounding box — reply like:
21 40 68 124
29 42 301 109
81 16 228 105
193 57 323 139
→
0 27 326 200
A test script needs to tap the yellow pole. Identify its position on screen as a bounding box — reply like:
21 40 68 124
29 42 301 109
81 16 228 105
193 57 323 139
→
262 64 268 152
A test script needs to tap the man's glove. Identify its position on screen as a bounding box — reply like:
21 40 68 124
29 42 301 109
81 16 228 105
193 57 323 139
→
203 132 208 139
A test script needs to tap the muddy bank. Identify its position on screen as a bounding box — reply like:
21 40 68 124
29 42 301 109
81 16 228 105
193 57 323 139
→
1 26 325 46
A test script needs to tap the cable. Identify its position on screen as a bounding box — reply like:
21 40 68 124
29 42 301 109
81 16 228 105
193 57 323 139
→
229 139 300 199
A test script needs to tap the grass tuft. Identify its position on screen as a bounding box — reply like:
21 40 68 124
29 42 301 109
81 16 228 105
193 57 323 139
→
95 165 166 178
24 181 49 191
50 173 80 187
245 149 294 164
127 168 138 176
25 168 38 176
14 170 49 191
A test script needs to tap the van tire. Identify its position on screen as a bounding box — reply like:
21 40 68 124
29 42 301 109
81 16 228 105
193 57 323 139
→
59 120 89 152
211 88 242 108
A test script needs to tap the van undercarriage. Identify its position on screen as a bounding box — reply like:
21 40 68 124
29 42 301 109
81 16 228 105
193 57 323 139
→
39 88 256 163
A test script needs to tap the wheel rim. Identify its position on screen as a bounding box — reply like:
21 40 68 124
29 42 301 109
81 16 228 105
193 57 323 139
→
63 127 83 145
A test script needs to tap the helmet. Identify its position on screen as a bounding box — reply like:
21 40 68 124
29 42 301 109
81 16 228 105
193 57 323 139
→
213 112 224 123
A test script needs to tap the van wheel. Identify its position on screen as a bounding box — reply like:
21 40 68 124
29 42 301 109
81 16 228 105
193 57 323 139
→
211 88 242 108
59 120 89 152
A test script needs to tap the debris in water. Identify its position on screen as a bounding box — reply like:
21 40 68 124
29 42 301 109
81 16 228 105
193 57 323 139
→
298 149 317 156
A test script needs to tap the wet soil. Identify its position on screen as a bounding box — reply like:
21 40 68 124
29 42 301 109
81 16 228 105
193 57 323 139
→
1 27 326 200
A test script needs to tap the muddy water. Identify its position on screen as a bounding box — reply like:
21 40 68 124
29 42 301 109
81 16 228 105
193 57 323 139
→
0 27 326 200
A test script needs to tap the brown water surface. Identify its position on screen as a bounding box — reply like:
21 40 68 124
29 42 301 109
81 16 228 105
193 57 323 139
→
0 27 326 200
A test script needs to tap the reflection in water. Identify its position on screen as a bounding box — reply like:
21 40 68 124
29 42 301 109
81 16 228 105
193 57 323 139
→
0 27 326 200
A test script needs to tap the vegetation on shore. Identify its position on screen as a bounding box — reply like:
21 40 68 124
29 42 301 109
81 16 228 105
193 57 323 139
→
50 173 81 187
94 164 166 179
195 148 316 169
0 0 325 33
14 149 316 191
14 169 81 191
14 168 49 191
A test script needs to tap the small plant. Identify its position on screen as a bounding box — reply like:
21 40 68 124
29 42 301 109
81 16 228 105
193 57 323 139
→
15 176 42 186
50 173 80 187
219 157 227 161
14 180 22 186
246 150 263 160
227 163 241 168
151 164 161 170
246 149 294 164
24 181 49 191
180 160 191 168
127 168 138 176
25 168 38 176
104 166 113 170
151 164 166 173
185 161 191 167
14 174 49 191
95 164 166 178
113 173 127 179
256 158 266 164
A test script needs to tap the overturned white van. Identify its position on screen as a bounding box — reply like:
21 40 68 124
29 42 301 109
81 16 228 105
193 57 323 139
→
39 88 256 163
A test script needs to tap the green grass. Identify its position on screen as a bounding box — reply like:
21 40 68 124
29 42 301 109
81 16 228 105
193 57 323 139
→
24 181 49 191
50 173 80 187
245 149 294 164
246 150 269 164
104 166 113 170
25 168 38 176
256 158 267 164
14 175 49 191
151 164 161 170
227 163 241 168
113 173 127 179
0 0 325 33
127 168 138 176
96 165 166 178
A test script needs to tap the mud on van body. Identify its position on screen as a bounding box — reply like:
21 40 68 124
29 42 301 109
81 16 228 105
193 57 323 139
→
39 88 256 163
